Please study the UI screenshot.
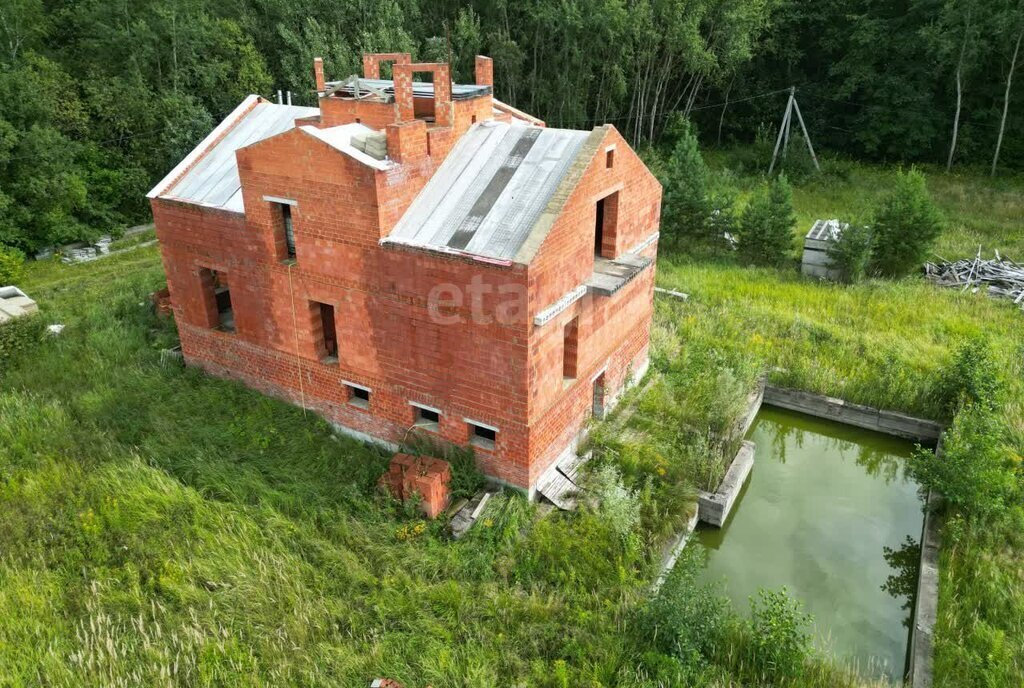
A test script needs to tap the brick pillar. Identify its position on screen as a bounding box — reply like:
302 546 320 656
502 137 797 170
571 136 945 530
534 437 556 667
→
386 120 428 163
195 267 220 329
363 54 381 79
391 64 415 123
475 55 493 88
432 63 453 128
313 57 325 93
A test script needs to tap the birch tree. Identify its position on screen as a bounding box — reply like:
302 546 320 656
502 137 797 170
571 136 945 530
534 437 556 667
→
929 1 981 171
992 0 1024 175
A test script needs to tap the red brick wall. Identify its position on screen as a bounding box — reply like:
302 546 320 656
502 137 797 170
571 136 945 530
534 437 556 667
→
523 125 662 480
153 101 660 492
154 125 539 487
319 97 396 129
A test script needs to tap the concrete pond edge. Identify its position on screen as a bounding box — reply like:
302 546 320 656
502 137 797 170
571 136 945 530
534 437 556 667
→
655 382 943 688
762 386 943 443
908 487 943 688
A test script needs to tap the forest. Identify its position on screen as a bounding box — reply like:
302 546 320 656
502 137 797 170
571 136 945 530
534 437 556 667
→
1 0 1023 253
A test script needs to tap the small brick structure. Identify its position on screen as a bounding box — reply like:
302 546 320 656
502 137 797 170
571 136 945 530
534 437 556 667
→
150 287 173 316
380 453 452 518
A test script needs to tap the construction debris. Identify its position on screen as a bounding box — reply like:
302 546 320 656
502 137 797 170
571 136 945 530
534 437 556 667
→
802 219 850 281
924 251 1024 311
449 489 496 539
654 287 689 301
0 286 38 324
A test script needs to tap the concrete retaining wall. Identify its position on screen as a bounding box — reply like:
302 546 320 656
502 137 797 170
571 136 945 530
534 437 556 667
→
908 488 942 688
763 386 943 443
653 507 700 593
698 440 755 527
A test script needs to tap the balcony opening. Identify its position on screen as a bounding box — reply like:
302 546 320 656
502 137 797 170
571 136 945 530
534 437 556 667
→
200 268 235 333
594 191 620 258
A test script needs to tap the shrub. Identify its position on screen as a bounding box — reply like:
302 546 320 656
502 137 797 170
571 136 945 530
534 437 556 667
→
869 167 943 277
400 431 485 500
639 545 731 675
0 244 26 285
933 335 1004 418
736 174 796 267
826 223 873 284
0 313 45 367
909 404 1015 519
660 120 715 247
747 587 813 680
587 463 640 539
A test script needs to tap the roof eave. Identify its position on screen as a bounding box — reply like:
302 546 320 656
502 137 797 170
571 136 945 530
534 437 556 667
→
147 94 264 200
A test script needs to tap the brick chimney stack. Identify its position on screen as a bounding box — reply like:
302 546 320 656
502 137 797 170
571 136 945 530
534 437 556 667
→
475 56 493 88
313 57 325 94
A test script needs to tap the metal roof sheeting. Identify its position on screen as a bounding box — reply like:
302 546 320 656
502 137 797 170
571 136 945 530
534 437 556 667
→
160 100 318 213
384 121 589 262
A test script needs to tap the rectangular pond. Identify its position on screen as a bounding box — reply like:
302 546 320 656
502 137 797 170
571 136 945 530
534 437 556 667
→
696 405 924 682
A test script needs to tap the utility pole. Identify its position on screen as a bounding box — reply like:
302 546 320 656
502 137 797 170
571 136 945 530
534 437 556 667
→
769 86 820 175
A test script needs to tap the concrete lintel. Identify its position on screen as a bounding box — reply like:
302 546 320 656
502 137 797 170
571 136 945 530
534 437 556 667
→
263 195 298 206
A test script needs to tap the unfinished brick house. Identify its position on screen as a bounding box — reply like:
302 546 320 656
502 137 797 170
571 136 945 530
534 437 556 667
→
148 52 661 499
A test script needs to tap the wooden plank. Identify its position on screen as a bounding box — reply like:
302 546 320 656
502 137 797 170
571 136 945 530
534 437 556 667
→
557 451 589 483
536 469 578 510
801 248 834 267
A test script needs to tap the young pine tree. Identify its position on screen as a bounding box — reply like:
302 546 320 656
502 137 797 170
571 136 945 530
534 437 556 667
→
737 174 796 267
870 168 943 277
826 223 873 284
660 120 714 247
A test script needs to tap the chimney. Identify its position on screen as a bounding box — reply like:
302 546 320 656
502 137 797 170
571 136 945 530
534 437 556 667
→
313 57 325 94
475 56 493 88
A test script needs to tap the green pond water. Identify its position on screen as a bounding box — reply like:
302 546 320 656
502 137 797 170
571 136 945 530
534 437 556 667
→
696 406 924 682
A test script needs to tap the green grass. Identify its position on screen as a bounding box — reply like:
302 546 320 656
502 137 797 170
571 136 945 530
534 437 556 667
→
2 248 892 687
704 150 1024 260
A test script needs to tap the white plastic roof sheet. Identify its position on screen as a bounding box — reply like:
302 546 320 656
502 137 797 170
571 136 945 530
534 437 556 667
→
385 121 589 261
162 101 318 213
